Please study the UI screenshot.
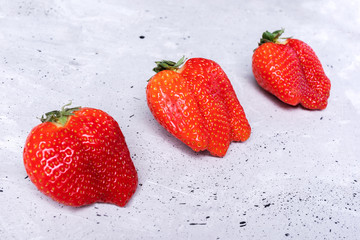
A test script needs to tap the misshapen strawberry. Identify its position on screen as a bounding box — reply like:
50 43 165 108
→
23 104 138 207
147 57 251 157
252 29 331 109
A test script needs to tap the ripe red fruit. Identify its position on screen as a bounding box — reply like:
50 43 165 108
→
23 104 138 207
147 57 251 157
252 29 331 109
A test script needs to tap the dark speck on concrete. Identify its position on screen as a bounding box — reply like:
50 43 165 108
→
139 35 145 39
240 221 246 227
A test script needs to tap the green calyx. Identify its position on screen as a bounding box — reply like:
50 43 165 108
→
40 102 81 126
258 28 287 46
153 56 186 73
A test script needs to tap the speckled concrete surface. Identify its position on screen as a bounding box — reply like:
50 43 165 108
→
1 0 360 239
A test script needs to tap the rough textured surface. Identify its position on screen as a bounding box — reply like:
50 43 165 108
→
1 0 360 239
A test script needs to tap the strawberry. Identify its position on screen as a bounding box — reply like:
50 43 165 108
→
252 29 331 109
23 103 138 207
147 57 251 157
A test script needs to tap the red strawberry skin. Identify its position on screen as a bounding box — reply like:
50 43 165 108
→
147 57 251 157
146 70 209 152
180 59 232 157
23 107 138 207
252 31 331 110
286 39 331 109
181 58 251 142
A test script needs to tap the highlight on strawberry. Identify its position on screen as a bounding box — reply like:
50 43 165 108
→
23 103 138 207
252 29 331 110
146 57 251 157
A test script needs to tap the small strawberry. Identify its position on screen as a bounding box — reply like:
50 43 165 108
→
147 57 251 157
23 103 138 207
252 29 331 109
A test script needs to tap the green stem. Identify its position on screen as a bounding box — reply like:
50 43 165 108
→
258 28 286 46
153 56 186 73
40 102 81 126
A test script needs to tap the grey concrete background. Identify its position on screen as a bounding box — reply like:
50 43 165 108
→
1 0 360 239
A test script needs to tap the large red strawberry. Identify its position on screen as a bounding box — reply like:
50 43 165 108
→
23 104 138 207
147 57 251 157
252 29 331 109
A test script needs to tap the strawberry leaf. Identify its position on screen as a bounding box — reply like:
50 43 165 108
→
41 102 81 126
258 28 285 46
153 56 186 73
